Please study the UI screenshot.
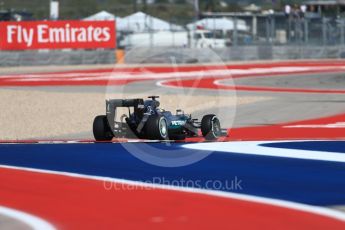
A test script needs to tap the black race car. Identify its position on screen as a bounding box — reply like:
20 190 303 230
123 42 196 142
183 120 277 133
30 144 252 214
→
93 96 227 141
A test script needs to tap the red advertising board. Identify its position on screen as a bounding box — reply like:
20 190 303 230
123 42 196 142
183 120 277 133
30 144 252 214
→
0 20 116 50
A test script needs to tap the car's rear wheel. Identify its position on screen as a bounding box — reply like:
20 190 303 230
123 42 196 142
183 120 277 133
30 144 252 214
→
93 115 113 141
201 114 221 141
145 115 169 140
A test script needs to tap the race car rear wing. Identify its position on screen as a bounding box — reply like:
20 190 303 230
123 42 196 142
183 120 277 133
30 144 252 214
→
105 99 144 136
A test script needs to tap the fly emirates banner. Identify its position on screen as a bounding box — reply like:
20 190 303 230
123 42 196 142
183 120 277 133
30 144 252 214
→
0 20 116 50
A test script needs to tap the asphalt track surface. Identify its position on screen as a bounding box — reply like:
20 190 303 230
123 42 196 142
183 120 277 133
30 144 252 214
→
1 60 345 229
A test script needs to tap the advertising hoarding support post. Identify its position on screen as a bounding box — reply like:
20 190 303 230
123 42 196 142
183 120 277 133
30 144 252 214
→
50 0 59 20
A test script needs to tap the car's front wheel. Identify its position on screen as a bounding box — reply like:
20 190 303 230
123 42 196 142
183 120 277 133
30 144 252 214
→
93 115 113 141
145 115 169 140
201 114 221 141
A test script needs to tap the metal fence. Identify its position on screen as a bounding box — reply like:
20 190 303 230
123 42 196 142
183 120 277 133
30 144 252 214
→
259 15 345 46
118 14 345 48
218 15 345 47
2 15 345 66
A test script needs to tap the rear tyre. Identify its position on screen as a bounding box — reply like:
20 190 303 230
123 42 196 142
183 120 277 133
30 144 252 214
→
201 114 221 141
145 115 169 140
93 115 113 141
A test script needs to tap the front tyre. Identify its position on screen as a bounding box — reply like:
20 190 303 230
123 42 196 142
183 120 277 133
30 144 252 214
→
201 114 221 141
145 115 169 140
93 115 113 141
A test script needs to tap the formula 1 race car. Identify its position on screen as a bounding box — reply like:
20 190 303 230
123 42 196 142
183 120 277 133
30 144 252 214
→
93 96 227 141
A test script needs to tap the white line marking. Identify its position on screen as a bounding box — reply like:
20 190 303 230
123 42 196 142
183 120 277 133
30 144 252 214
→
1 164 345 223
284 122 345 128
214 66 345 87
0 205 55 230
182 141 345 163
3 66 345 83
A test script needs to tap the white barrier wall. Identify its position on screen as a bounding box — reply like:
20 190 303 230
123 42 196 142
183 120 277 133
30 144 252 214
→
124 46 345 64
0 50 115 66
0 46 345 66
